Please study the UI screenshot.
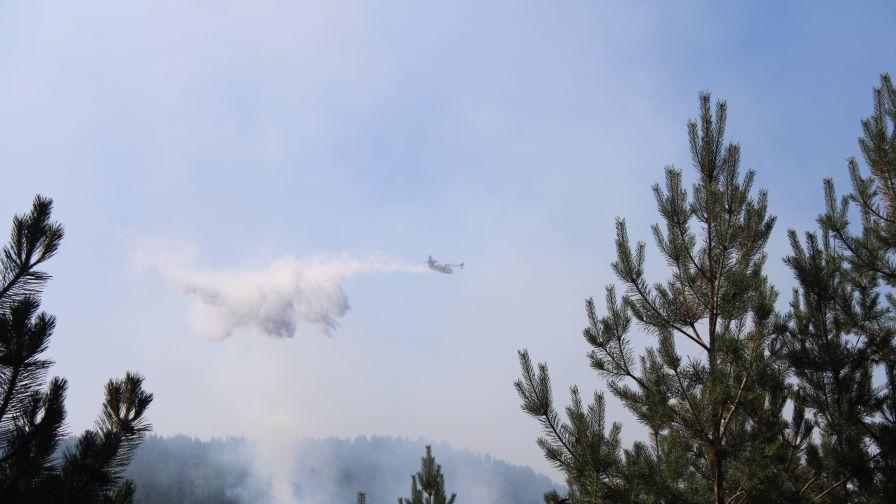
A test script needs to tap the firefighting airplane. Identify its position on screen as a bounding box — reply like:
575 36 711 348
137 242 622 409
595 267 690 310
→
427 255 464 274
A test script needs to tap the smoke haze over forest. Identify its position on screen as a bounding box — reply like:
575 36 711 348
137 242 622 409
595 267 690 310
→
123 435 559 504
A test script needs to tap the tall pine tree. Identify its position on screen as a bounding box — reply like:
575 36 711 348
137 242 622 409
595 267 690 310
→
784 72 896 502
517 94 806 503
0 195 153 503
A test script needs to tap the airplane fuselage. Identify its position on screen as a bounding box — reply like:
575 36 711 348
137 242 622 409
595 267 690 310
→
427 256 462 274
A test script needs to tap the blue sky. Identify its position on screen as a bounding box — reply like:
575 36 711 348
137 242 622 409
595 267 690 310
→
0 1 894 479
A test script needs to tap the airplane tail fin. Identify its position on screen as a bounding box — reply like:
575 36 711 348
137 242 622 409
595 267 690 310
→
459 263 464 269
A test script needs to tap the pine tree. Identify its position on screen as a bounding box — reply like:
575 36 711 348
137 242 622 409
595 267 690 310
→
357 490 367 504
0 195 153 503
784 73 896 502
517 94 805 503
398 445 456 504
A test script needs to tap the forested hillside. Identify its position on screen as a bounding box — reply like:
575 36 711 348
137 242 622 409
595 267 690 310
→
122 435 560 504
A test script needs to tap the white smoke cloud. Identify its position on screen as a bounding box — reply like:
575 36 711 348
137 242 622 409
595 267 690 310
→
142 252 428 340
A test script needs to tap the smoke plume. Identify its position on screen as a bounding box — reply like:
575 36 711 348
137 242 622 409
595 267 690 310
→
143 253 428 340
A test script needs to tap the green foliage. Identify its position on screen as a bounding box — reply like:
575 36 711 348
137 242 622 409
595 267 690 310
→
516 350 624 501
783 73 896 502
0 195 153 503
518 94 802 503
398 445 457 504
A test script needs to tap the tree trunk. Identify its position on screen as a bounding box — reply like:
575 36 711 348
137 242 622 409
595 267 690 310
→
713 454 724 504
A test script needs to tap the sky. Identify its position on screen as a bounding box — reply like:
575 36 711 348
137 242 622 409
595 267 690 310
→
0 0 894 481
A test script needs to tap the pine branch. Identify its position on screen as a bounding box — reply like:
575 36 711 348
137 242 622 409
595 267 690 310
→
628 276 710 352
725 488 745 504
813 474 849 501
718 376 747 440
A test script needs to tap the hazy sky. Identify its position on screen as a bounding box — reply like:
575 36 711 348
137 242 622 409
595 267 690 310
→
0 1 894 480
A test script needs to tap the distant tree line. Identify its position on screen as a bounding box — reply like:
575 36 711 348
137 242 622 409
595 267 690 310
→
124 435 554 503
517 72 896 503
